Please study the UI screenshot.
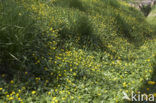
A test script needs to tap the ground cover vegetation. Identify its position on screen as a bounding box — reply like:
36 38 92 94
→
0 0 156 102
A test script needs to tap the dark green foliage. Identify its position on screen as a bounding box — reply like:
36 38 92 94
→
0 0 35 72
69 0 84 11
54 0 84 11
140 4 152 16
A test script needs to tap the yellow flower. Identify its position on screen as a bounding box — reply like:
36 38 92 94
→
35 60 40 64
154 93 156 97
147 59 150 62
16 93 19 97
32 91 36 95
18 97 22 101
11 91 15 95
55 100 58 103
68 91 70 95
5 91 8 94
6 95 9 98
73 73 76 76
0 88 2 91
9 97 14 100
97 93 101 96
48 92 51 95
51 72 53 75
35 77 40 80
146 88 150 91
149 70 153 73
131 80 136 84
49 27 53 31
10 80 14 84
71 96 74 99
25 72 28 75
123 82 127 87
148 81 155 85
18 89 21 93
46 80 49 83
62 97 65 100
52 97 56 100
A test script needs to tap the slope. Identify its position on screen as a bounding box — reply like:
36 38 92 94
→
0 0 156 103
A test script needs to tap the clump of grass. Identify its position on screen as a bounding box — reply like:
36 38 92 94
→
0 0 36 73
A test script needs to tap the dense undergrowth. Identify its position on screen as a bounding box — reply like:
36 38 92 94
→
0 0 156 103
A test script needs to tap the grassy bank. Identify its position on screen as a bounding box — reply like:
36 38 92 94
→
0 0 156 103
147 5 156 27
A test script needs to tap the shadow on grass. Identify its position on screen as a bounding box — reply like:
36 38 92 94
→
123 56 156 103
54 0 85 11
138 57 156 102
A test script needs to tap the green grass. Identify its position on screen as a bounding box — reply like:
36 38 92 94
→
0 0 156 103
136 4 156 102
147 5 156 27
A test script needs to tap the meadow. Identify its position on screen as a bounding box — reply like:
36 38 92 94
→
0 0 156 103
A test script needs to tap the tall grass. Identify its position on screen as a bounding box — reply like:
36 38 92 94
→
0 0 53 76
0 0 34 72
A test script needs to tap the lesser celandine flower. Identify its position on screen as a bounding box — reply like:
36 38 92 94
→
6 95 9 98
148 81 155 85
18 97 22 101
16 93 19 97
32 91 36 95
62 97 65 100
11 91 15 95
71 96 74 99
9 97 14 100
55 100 58 103
146 88 150 90
48 92 51 95
73 72 76 76
52 97 56 100
147 59 150 62
123 82 127 87
97 93 101 96
25 72 28 75
10 80 14 84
